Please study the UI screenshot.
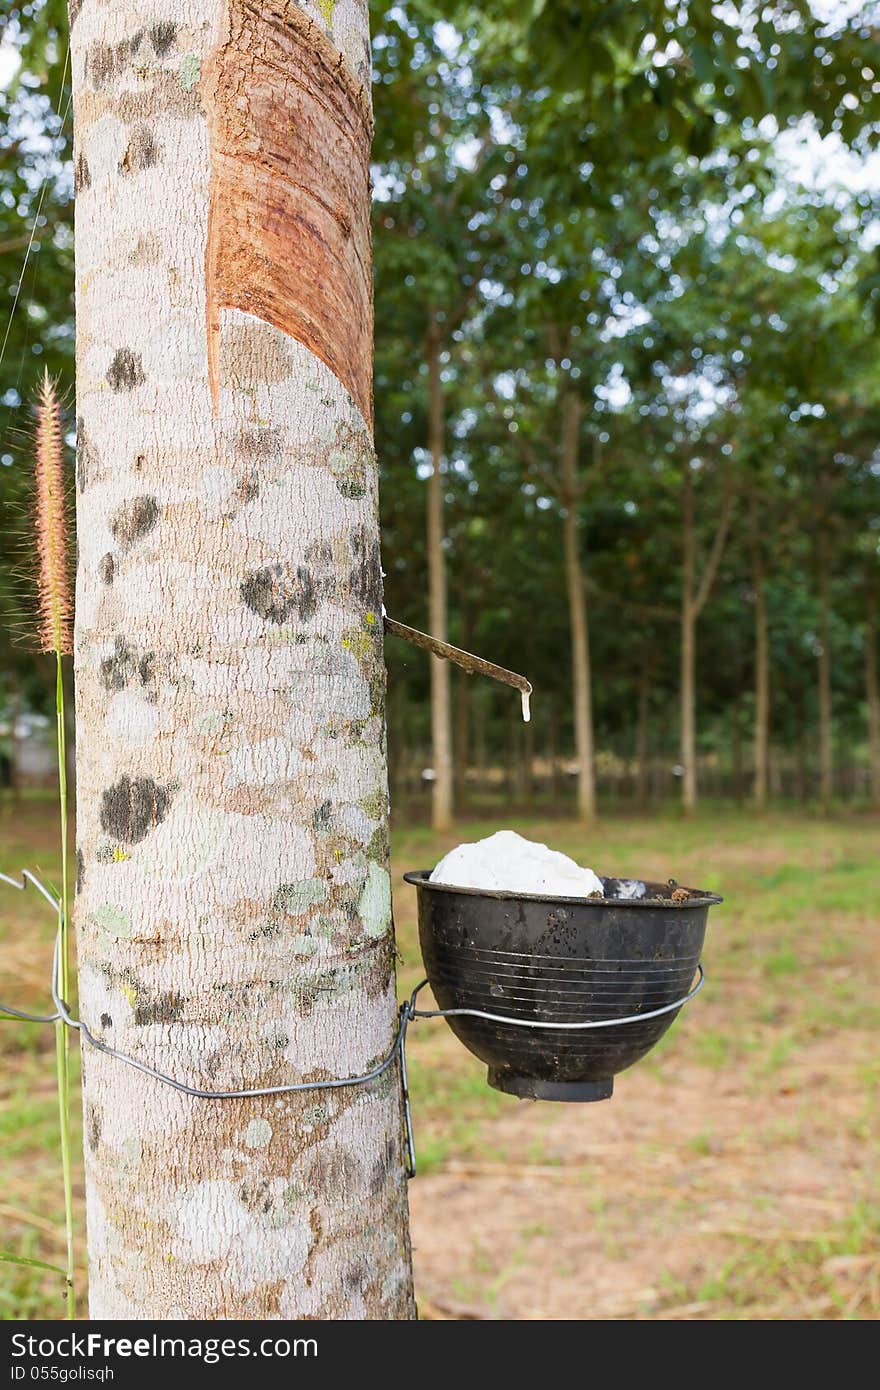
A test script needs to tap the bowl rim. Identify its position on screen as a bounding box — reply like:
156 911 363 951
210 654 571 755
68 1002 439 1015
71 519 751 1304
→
403 868 723 909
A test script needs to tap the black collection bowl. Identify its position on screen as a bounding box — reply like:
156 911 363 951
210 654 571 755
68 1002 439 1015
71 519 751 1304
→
404 872 722 1102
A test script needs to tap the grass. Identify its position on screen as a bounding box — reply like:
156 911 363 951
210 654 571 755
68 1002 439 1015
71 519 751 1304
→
1 800 878 1319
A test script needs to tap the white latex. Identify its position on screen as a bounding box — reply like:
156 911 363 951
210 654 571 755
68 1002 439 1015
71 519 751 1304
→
429 830 604 898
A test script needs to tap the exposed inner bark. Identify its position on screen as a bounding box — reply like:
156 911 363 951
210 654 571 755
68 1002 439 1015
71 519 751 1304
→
205 1 374 425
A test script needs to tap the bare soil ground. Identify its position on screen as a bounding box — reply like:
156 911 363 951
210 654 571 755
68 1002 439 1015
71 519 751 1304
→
2 801 878 1319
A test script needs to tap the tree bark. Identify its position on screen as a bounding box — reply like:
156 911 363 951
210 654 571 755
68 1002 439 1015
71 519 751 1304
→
680 469 697 815
426 319 453 831
817 531 834 804
71 0 413 1320
474 688 488 788
522 713 534 805
731 705 744 802
635 662 649 808
547 706 559 802
560 392 596 822
750 497 769 808
866 597 880 807
680 466 733 815
453 669 470 809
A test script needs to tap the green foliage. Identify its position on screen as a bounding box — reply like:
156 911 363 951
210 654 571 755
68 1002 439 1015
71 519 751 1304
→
1 3 879 796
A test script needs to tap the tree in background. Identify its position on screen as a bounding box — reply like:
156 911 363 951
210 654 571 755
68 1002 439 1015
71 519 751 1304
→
3 0 880 830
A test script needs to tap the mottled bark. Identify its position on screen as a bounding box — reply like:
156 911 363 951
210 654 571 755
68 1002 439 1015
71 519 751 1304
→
426 319 453 831
72 0 413 1320
867 598 880 808
560 393 596 823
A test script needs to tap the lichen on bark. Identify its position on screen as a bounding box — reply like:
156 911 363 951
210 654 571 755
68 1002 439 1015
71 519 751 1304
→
72 0 413 1319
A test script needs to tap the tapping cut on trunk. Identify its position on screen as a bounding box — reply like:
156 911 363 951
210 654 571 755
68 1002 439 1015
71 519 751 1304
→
205 1 374 425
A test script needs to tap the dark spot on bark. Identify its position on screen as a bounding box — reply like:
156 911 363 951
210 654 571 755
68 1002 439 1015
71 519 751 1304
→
75 417 98 491
110 495 159 549
349 527 382 610
74 152 90 192
76 849 85 894
68 0 83 26
150 21 177 55
337 477 367 500
87 1105 101 1153
370 1136 396 1194
249 920 280 941
234 425 281 460
99 638 157 695
312 800 332 831
100 775 172 844
306 1144 361 1191
239 1179 273 1215
369 668 385 714
86 32 146 88
134 454 146 472
98 553 115 585
120 124 161 174
345 1259 369 1292
241 563 316 624
237 474 259 503
99 1013 112 1030
134 990 182 1025
85 41 114 86
366 823 389 866
107 348 145 392
100 636 138 692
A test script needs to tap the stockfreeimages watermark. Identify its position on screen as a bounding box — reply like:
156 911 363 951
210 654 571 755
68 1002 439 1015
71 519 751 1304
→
10 1334 317 1367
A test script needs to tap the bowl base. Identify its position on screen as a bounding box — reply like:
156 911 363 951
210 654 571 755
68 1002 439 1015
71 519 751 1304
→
488 1070 614 1103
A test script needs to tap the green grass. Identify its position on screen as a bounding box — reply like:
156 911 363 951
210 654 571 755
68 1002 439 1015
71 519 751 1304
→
1 801 878 1318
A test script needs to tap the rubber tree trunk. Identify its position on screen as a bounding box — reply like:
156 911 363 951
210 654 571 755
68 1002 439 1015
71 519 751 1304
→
866 597 880 807
731 705 744 802
71 0 413 1320
750 498 769 808
560 392 596 822
635 663 649 808
680 469 697 815
426 319 453 831
547 707 559 802
522 715 534 805
817 532 834 804
474 688 488 785
453 669 470 810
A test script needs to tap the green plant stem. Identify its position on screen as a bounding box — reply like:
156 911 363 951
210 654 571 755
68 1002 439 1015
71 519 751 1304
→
54 651 75 1319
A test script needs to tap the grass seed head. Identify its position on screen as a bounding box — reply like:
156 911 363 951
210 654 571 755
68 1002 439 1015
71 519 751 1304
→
33 370 72 657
